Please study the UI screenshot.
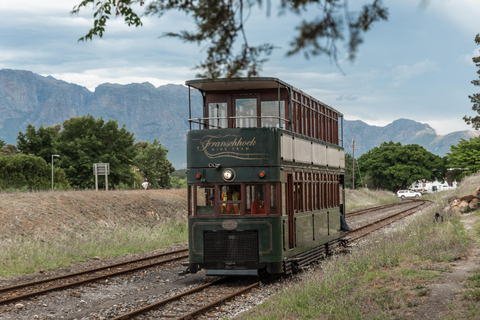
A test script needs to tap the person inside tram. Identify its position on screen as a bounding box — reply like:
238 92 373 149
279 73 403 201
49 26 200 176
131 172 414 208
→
251 192 266 214
221 186 240 214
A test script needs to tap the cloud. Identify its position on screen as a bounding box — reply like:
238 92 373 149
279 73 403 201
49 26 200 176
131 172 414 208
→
389 59 439 87
459 48 480 66
336 94 359 102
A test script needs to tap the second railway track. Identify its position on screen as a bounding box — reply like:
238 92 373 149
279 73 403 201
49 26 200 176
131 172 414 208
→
0 248 188 306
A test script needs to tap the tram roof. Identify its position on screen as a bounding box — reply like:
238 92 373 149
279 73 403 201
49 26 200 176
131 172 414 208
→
185 77 291 92
186 77 343 116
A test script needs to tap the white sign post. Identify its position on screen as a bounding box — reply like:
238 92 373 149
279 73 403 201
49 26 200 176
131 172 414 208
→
93 163 110 191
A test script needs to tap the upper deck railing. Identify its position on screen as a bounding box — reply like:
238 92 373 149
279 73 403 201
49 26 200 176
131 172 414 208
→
186 77 344 148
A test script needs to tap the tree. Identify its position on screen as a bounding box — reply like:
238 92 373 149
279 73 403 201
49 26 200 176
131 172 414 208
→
55 115 138 189
357 141 445 191
72 0 388 78
464 33 480 129
0 139 5 149
0 154 69 190
0 145 19 156
17 124 60 163
446 136 480 180
134 139 175 188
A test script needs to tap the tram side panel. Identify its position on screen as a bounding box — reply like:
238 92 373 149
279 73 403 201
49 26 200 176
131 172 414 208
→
279 132 345 260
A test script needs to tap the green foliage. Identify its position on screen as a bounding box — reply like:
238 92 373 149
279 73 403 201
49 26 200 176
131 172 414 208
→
464 33 480 129
17 124 60 163
134 139 175 188
55 115 138 189
0 139 5 149
357 141 445 191
170 176 187 189
71 0 388 78
0 154 69 190
0 145 19 156
447 136 480 180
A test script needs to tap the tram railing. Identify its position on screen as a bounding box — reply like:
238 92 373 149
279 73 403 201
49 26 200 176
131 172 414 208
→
188 116 289 130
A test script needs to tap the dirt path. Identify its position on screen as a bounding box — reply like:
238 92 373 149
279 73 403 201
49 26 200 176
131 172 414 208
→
410 213 479 320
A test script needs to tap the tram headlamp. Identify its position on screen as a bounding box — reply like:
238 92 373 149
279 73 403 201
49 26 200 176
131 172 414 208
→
222 168 235 181
258 171 266 178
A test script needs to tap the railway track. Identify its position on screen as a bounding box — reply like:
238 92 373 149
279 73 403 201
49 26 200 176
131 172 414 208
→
110 276 276 320
0 248 188 306
345 199 417 218
113 201 432 319
0 200 432 319
346 199 431 242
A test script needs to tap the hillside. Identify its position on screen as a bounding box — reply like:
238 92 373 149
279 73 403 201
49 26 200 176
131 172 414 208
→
1 69 478 168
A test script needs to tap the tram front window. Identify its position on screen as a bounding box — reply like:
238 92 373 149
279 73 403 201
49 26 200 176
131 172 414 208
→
193 185 215 216
208 102 227 129
246 184 267 214
236 98 257 128
261 101 285 129
219 185 242 214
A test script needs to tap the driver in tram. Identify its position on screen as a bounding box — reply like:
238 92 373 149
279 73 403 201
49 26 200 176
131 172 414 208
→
221 186 240 214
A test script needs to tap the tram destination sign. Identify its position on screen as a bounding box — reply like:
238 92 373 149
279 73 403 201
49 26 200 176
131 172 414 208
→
187 128 280 166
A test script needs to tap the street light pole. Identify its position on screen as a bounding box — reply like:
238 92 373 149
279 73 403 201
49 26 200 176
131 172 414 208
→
51 154 59 191
133 168 139 189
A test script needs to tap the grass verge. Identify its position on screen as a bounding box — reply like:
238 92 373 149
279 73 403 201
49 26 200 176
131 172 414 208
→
0 218 187 277
238 177 480 320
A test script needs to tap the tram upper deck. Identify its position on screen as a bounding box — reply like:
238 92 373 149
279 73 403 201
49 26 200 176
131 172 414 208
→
186 77 344 147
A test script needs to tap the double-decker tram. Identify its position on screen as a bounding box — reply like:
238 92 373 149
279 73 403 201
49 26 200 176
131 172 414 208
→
185 77 346 276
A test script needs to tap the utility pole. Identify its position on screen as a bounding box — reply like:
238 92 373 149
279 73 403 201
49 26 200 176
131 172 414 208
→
352 139 355 190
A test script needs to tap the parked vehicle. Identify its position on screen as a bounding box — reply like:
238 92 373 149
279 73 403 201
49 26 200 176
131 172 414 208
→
396 189 421 199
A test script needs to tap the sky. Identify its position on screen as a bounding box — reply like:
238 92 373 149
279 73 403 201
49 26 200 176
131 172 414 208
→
1 0 480 138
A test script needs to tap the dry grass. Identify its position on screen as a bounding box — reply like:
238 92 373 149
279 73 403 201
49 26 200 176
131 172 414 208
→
0 189 188 278
345 188 399 211
239 177 479 320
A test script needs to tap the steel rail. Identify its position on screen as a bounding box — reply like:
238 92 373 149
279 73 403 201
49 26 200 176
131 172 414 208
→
0 248 188 305
346 200 416 217
111 278 226 320
347 200 431 242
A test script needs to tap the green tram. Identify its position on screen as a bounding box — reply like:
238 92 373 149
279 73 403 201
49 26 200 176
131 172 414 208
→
185 77 346 276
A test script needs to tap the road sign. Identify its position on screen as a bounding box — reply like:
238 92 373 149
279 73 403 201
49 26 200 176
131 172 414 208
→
93 163 110 175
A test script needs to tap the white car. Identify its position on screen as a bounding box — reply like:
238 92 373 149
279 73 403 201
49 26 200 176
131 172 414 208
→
396 190 421 199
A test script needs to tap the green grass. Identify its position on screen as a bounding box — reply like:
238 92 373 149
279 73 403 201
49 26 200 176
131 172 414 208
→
239 179 478 320
345 188 399 211
0 218 187 277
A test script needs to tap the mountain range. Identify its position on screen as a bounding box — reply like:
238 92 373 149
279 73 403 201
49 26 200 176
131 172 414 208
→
1 69 478 168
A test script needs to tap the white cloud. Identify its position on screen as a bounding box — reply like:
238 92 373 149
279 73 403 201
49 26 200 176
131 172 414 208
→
389 59 439 87
427 0 480 35
459 48 480 66
46 66 195 91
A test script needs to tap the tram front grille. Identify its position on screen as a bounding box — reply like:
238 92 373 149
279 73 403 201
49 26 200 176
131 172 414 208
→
203 230 259 268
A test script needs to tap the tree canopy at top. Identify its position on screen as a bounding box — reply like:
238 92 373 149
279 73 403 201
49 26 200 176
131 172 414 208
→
464 33 480 129
71 0 388 78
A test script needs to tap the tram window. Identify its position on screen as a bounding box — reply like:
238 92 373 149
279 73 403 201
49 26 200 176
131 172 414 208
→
195 185 215 216
236 98 257 128
261 101 285 129
246 184 266 214
270 184 279 214
208 102 228 129
219 185 242 214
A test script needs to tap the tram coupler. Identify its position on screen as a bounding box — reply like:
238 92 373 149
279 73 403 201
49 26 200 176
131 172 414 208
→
339 236 351 248
178 262 191 276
